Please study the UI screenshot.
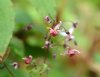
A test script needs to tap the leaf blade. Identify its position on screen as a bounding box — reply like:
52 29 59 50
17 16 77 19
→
0 0 15 56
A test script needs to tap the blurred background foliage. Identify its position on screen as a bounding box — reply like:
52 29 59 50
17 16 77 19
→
0 0 100 77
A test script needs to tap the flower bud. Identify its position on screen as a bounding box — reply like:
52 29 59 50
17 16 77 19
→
49 28 58 36
22 55 32 64
67 48 80 57
45 16 52 23
12 62 19 69
72 22 78 28
42 40 50 48
24 24 32 31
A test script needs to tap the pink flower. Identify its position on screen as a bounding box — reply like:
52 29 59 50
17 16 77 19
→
22 55 32 64
11 62 19 69
49 21 62 37
49 28 58 36
42 40 52 48
60 48 80 57
45 16 51 23
67 48 80 57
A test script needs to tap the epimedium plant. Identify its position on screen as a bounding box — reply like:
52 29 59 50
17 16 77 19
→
9 15 80 76
0 0 80 77
43 16 80 57
0 16 80 77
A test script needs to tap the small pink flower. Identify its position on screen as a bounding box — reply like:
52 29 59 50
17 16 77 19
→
42 40 52 48
22 55 32 64
11 62 19 69
67 48 80 57
49 21 62 37
60 48 80 57
45 16 51 23
49 28 58 36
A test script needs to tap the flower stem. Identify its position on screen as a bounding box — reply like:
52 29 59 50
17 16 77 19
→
3 62 15 77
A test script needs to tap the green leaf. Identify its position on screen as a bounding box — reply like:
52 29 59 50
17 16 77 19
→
0 0 15 56
15 0 56 22
13 69 30 77
9 37 25 58
29 0 56 16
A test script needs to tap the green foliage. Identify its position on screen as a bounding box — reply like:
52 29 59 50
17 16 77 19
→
0 0 100 77
0 0 14 56
9 37 25 57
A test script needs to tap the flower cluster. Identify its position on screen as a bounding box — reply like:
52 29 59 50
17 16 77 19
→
11 15 80 70
11 55 33 69
43 15 80 57
11 56 50 75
